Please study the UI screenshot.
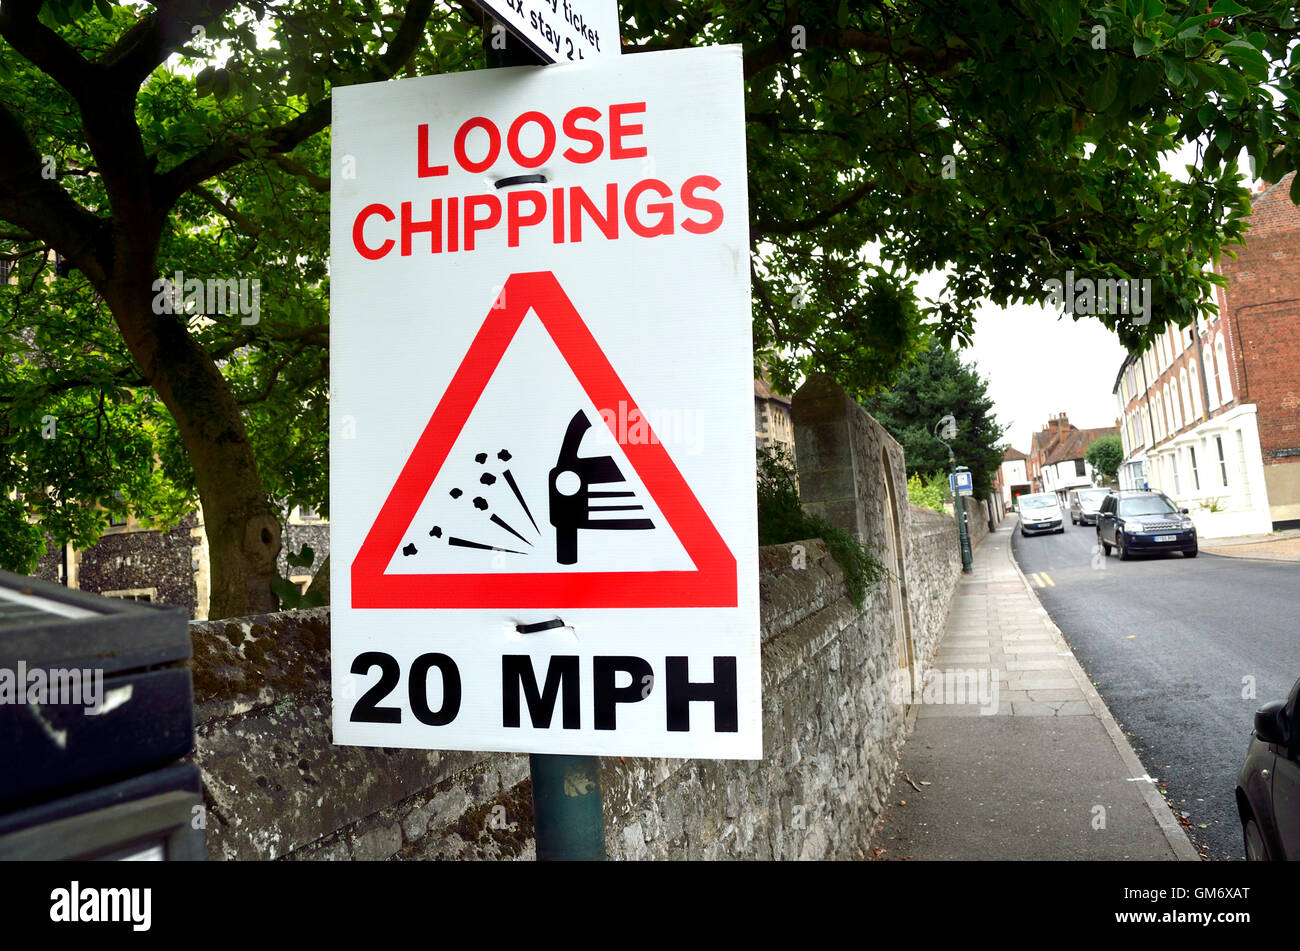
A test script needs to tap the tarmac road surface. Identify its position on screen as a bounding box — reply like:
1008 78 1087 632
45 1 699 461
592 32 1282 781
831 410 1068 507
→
1011 516 1299 861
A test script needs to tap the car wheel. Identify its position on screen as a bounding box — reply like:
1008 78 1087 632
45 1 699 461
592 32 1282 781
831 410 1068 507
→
1117 534 1130 561
1244 816 1270 861
1186 547 1198 558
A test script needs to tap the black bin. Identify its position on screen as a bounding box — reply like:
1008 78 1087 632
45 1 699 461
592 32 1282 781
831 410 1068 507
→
0 570 203 860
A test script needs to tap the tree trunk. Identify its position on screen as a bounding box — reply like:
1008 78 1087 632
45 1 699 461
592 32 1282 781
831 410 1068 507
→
104 282 281 619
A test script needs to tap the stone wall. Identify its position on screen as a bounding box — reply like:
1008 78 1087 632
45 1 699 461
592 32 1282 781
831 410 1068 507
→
189 533 959 860
185 377 970 860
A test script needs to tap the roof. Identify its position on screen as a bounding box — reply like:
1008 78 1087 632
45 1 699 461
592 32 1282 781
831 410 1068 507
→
1112 353 1136 396
1044 426 1118 466
1002 446 1027 461
754 377 791 404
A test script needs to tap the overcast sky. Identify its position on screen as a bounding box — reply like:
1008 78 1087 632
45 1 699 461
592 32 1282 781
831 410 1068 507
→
960 299 1127 454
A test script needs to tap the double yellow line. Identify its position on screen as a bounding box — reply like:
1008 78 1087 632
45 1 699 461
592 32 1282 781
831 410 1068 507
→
1030 572 1055 588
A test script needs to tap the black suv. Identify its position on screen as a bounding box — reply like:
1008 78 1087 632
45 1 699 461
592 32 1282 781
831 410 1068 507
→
1096 490 1198 559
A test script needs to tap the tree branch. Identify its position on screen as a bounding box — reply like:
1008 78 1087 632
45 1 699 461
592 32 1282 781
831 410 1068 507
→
153 0 436 208
99 0 243 88
0 99 110 282
752 178 877 241
743 27 971 80
0 0 99 100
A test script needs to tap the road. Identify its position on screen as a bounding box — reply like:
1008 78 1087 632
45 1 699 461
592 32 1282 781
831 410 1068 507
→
1009 513 1299 861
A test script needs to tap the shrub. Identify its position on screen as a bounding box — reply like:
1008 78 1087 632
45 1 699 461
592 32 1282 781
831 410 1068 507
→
907 472 946 513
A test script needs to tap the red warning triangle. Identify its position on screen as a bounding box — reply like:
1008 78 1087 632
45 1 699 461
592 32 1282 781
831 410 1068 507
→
351 271 737 609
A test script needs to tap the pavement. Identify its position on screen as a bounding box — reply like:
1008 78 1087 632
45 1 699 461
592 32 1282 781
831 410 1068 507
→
870 516 1200 861
1200 528 1300 562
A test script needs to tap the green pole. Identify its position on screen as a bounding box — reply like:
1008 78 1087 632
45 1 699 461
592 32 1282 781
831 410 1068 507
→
530 753 607 861
951 451 973 573
480 17 608 862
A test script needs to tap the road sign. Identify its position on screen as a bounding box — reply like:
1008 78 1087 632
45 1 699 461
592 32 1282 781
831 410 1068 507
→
950 471 973 497
330 46 758 759
475 0 619 64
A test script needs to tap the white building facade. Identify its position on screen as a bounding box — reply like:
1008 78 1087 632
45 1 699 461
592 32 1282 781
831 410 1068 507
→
1112 319 1272 538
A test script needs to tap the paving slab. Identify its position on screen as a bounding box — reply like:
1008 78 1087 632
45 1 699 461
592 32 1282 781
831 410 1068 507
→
872 518 1198 861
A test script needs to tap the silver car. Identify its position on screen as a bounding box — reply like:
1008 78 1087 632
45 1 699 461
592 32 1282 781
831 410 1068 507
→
1069 487 1110 526
1018 492 1065 536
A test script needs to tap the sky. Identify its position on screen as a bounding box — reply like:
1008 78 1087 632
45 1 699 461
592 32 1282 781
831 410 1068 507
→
960 298 1126 454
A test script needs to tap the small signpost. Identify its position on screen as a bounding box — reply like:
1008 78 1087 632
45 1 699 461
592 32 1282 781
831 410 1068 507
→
330 39 758 857
477 0 620 64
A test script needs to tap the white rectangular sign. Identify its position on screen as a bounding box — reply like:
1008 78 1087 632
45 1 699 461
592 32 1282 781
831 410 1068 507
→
330 47 760 759
477 0 619 63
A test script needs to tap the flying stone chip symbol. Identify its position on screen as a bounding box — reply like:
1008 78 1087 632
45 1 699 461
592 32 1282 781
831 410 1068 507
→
404 411 653 566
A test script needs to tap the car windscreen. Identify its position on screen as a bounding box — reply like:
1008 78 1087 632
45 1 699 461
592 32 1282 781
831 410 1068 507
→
1021 496 1058 509
1118 496 1178 516
1078 490 1109 504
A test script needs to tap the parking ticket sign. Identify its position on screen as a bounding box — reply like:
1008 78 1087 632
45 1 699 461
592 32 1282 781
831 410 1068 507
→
329 46 760 759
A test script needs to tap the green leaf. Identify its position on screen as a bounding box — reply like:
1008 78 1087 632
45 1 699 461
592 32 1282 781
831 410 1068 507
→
1160 52 1187 86
1133 36 1155 56
1219 64 1249 100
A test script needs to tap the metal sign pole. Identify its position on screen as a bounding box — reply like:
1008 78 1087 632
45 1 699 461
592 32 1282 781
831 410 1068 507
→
529 753 606 860
480 13 608 861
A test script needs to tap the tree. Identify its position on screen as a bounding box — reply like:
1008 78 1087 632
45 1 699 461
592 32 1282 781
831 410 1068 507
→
0 0 471 616
859 344 1005 500
1085 433 1124 485
3 1 1299 615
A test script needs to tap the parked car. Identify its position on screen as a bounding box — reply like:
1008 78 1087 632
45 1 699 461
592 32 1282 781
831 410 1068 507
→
1236 676 1300 860
1068 487 1110 526
1017 492 1064 536
1096 490 1197 559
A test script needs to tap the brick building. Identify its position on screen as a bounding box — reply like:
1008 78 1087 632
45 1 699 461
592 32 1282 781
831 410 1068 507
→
994 445 1031 512
1112 173 1300 536
1027 413 1117 501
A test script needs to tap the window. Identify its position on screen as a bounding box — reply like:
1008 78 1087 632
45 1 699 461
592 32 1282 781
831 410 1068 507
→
1188 363 1201 419
1216 435 1228 486
1215 340 1232 402
1180 368 1193 422
1075 458 1086 477
107 489 128 527
1189 445 1199 491
1170 453 1181 494
1204 349 1220 410
103 588 156 602
0 259 11 284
